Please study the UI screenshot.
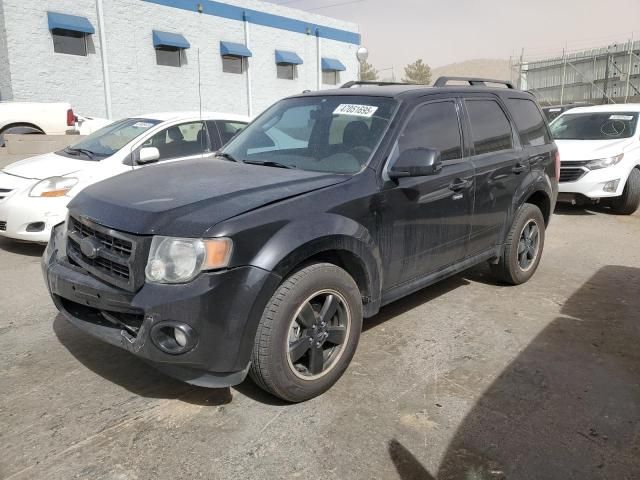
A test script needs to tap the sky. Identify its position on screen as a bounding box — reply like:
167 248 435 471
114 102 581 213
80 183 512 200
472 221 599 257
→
267 0 640 70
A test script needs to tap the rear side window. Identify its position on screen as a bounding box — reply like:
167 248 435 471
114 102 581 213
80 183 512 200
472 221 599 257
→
466 100 513 155
398 101 462 161
507 98 550 146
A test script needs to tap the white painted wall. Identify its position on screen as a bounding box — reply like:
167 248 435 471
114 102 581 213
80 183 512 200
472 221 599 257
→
0 0 359 118
0 0 13 101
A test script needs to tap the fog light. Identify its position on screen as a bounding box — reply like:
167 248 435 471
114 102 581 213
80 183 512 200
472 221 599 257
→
150 321 197 354
603 179 620 193
26 222 45 232
174 327 187 347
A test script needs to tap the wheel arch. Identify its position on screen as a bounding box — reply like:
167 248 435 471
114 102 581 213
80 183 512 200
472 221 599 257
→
524 189 552 226
0 122 45 135
249 215 383 317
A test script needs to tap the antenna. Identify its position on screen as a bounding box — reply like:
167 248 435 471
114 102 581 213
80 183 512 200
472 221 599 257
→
197 47 203 120
197 47 204 158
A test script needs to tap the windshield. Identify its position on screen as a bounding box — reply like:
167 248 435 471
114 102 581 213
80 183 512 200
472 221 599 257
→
221 95 398 173
62 118 162 160
551 112 639 140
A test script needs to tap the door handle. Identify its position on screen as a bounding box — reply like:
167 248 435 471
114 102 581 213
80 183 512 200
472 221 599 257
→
449 178 472 191
512 163 528 174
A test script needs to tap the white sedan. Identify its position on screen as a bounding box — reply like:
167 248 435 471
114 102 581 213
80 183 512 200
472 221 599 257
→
0 111 248 242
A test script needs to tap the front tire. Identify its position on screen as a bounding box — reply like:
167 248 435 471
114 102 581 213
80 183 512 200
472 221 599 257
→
249 263 363 402
609 168 640 215
490 203 545 285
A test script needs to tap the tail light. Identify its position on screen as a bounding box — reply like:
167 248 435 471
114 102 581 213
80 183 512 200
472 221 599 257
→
554 150 561 180
66 109 76 127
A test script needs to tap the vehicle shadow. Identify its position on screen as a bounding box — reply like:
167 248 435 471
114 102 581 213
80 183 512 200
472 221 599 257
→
52 275 471 408
363 275 470 333
234 275 471 405
53 315 233 406
388 265 640 479
553 203 600 216
0 237 46 257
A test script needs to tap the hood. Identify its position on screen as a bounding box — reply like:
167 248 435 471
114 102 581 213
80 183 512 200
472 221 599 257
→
2 151 90 179
555 138 632 162
69 159 349 236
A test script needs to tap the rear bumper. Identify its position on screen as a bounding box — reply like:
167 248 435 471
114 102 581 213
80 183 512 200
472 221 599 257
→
42 223 281 387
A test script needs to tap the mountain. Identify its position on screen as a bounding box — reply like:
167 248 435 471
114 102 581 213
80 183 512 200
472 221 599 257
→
430 59 513 84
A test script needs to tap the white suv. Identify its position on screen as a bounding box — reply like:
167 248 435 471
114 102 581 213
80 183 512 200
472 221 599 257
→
551 104 640 214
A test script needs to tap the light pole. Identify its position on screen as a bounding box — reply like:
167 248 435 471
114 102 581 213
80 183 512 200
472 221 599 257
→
356 46 368 80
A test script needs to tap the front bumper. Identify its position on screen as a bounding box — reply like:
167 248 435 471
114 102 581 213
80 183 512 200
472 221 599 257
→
42 223 281 387
0 174 67 242
558 163 628 199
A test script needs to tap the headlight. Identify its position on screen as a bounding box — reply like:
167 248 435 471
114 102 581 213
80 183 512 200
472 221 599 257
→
587 153 624 170
29 177 79 197
145 236 233 284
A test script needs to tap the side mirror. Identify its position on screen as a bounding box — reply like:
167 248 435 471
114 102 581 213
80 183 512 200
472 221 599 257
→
138 147 160 164
388 147 442 179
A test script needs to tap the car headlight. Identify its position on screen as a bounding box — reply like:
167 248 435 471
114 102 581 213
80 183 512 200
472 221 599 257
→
29 176 79 197
145 236 233 284
587 153 624 170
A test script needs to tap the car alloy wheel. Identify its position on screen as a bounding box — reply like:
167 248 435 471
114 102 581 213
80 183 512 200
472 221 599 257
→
286 289 351 381
518 219 540 272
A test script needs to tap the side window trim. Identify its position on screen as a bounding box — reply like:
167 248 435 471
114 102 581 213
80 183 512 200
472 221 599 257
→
463 97 518 156
208 121 224 151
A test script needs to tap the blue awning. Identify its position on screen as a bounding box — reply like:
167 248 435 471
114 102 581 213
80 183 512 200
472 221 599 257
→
152 30 190 49
220 41 252 58
47 12 95 35
275 50 303 65
321 58 346 72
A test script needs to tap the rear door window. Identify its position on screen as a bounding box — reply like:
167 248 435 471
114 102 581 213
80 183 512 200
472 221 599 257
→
465 100 514 155
507 98 550 146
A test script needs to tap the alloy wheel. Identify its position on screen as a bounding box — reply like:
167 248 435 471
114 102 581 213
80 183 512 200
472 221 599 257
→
518 219 540 272
286 289 351 380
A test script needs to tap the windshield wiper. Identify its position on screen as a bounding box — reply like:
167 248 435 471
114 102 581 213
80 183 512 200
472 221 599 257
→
243 160 295 169
215 152 240 162
65 147 95 159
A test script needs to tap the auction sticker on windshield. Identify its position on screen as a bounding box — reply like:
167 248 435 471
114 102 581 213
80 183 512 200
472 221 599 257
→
609 115 634 121
132 121 155 128
333 104 378 117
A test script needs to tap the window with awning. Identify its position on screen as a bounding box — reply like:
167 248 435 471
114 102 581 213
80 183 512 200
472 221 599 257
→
47 12 95 56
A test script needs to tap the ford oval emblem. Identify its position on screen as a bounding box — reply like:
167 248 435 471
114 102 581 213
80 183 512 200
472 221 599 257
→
80 237 103 259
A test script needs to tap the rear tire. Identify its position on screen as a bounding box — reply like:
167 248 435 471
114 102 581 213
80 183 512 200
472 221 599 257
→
249 263 363 402
490 203 545 285
609 168 640 215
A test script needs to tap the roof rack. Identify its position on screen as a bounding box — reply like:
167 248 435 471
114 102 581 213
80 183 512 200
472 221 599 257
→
340 80 413 88
433 77 515 89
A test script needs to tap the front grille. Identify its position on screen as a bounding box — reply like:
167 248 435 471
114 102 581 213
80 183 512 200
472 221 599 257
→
0 221 6 231
70 216 133 257
0 188 12 200
66 215 149 292
560 167 588 183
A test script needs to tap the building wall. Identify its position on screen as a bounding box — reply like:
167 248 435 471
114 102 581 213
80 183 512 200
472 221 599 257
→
0 0 359 118
0 0 14 101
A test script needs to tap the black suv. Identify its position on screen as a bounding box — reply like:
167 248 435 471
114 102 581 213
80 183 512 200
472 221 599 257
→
43 77 558 402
